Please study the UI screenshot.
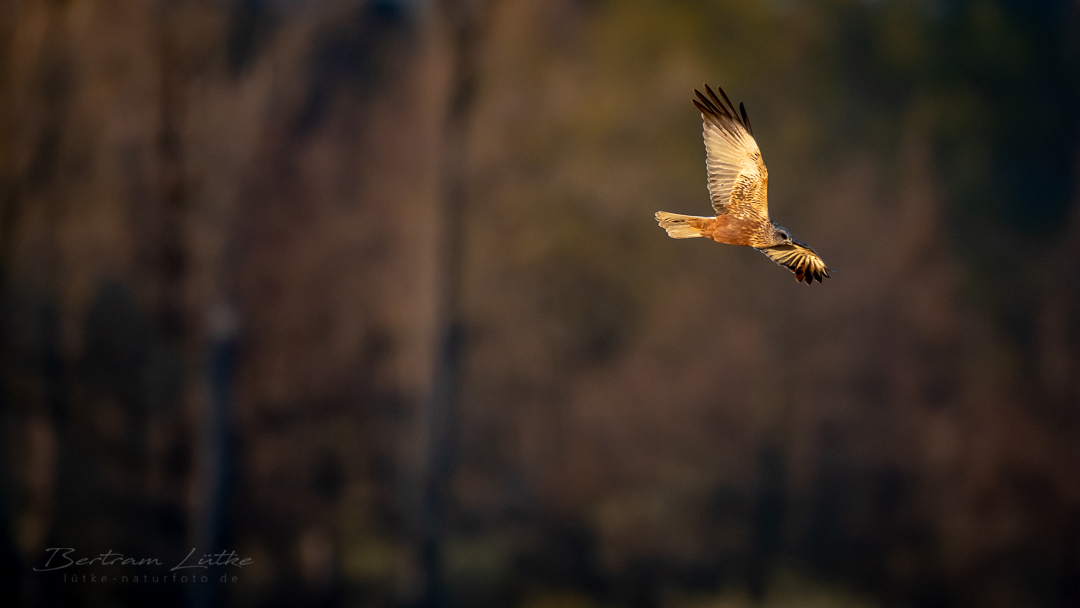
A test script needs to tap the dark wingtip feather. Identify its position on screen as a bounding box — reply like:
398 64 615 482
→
704 85 721 113
713 85 739 119
739 101 753 135
695 87 726 118
703 84 735 119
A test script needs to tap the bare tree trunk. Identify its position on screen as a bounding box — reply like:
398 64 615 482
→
4 4 72 604
419 1 487 605
155 4 188 342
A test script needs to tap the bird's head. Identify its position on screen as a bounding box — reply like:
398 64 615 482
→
770 223 793 247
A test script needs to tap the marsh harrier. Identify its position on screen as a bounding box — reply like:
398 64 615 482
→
656 84 830 284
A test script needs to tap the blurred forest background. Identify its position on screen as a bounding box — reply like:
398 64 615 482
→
2 0 1080 606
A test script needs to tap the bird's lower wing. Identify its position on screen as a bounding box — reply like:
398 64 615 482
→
757 242 831 284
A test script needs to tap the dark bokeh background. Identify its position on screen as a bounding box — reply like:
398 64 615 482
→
2 0 1080 606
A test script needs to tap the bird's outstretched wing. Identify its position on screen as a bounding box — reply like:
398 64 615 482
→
694 85 769 223
758 241 831 284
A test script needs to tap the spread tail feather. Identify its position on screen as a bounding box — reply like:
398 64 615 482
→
655 211 711 239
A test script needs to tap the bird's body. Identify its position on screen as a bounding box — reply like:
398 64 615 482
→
656 84 831 284
657 213 775 248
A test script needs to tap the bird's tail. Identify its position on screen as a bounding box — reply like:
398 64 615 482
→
655 211 712 239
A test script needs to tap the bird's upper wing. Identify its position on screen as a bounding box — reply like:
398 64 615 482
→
758 241 831 284
694 85 769 222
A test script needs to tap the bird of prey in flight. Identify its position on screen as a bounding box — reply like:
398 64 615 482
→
656 84 831 284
